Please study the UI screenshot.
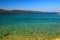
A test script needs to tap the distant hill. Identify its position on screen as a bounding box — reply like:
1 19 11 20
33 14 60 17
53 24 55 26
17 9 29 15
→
0 9 10 12
0 9 36 12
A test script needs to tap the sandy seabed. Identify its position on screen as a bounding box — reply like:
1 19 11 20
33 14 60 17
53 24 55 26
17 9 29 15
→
0 35 60 40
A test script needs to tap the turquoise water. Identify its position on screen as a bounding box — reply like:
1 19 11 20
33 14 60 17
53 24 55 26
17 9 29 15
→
0 12 60 38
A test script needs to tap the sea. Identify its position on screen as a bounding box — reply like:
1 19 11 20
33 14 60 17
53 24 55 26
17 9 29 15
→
0 12 60 40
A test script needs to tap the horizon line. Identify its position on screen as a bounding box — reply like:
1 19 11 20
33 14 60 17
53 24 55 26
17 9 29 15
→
0 9 60 12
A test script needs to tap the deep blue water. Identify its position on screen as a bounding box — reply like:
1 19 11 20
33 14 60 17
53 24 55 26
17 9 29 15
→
0 12 60 24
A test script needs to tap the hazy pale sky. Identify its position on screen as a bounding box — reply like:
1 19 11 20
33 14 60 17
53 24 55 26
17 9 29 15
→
0 0 60 12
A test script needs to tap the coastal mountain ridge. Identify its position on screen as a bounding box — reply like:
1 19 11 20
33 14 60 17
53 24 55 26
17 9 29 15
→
0 9 39 12
0 9 59 13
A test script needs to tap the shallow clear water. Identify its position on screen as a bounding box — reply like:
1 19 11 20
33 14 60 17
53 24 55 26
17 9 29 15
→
0 12 60 40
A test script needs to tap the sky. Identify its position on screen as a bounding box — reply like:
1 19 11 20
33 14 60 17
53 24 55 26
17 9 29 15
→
0 0 60 12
